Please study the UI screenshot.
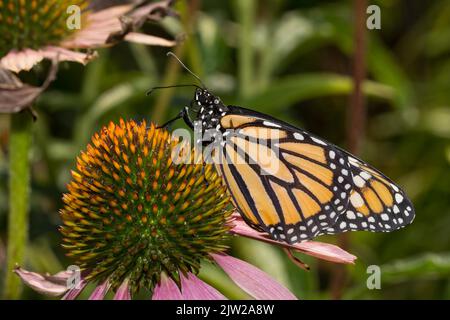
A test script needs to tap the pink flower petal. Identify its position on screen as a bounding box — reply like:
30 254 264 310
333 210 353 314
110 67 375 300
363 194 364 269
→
230 214 357 264
1 49 45 73
152 275 183 300
14 266 70 297
129 1 173 21
130 0 170 19
62 3 175 49
89 4 132 22
180 273 227 300
1 60 58 113
40 46 97 65
88 280 111 300
211 254 297 300
1 47 95 73
293 241 357 264
61 279 88 300
61 5 131 48
113 280 131 300
124 32 176 47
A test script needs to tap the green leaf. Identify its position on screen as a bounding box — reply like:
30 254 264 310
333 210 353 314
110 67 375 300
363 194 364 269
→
74 75 154 146
240 73 395 113
381 253 450 282
345 253 450 299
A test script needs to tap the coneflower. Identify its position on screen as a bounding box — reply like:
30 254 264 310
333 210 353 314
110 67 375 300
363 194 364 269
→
16 119 356 300
61 119 235 295
0 0 175 73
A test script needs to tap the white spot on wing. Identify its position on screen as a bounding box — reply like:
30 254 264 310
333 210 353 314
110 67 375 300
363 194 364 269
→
390 183 399 192
346 211 356 219
350 192 364 208
293 132 304 140
348 156 359 164
353 175 365 188
311 137 327 145
263 121 281 128
360 171 372 180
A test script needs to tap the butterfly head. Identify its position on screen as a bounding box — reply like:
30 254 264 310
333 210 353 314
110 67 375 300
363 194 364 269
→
193 88 228 131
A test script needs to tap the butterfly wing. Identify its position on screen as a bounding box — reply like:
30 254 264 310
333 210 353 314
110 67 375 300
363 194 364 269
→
216 107 355 243
319 154 415 235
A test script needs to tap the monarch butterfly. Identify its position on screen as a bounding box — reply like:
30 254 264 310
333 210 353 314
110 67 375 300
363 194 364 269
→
153 53 415 244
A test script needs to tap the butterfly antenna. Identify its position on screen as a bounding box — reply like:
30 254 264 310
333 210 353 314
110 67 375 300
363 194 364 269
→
167 51 206 88
146 84 202 96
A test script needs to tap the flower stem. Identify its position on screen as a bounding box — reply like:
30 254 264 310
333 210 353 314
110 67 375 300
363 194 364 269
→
4 112 33 299
331 0 367 300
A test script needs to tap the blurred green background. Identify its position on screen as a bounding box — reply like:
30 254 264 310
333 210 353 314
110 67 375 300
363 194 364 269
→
1 0 450 299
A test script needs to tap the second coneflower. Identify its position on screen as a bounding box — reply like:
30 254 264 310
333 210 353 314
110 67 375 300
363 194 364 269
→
16 119 356 300
0 0 176 73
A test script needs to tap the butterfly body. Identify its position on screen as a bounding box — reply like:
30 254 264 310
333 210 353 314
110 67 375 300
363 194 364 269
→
182 88 415 244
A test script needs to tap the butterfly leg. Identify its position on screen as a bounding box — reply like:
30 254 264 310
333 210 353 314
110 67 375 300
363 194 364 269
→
157 106 194 129
201 162 211 187
283 248 310 271
181 106 194 129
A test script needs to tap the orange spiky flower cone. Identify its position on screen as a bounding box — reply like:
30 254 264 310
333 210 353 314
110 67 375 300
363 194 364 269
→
59 120 233 294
